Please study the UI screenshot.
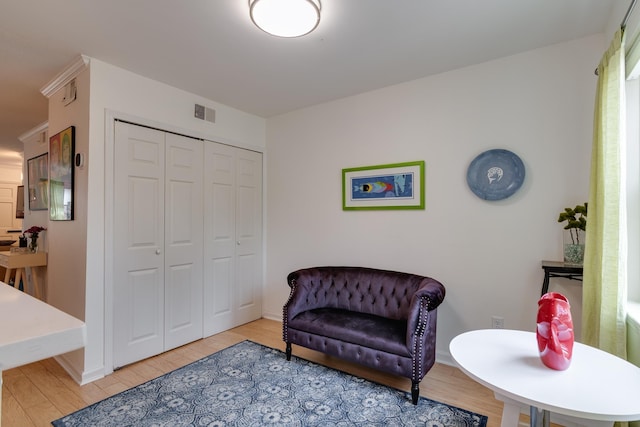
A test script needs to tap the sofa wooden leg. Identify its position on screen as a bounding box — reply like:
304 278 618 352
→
286 342 292 361
411 381 420 405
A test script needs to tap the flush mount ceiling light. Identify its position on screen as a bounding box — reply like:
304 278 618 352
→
249 0 321 38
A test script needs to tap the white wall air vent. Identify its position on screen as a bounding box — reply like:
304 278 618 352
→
194 104 216 123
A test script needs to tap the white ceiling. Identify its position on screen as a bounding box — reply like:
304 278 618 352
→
0 0 616 167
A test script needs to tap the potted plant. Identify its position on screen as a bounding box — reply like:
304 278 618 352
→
557 203 587 265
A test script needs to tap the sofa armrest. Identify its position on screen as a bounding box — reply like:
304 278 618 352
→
413 278 446 311
283 269 319 342
406 278 445 349
283 269 317 324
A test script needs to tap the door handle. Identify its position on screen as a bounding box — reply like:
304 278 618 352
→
156 249 161 255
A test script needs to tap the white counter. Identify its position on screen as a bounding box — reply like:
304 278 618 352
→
0 282 86 425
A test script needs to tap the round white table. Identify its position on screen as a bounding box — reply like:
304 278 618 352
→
449 329 640 427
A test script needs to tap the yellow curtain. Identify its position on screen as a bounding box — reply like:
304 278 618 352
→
582 28 628 364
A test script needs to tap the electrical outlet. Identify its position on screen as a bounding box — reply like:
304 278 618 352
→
491 316 504 329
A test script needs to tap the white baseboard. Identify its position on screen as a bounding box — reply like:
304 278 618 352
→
52 353 104 385
261 312 281 322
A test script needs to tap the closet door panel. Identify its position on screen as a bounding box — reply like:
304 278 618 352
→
234 149 263 323
208 147 235 259
166 263 197 334
210 185 234 258
211 259 232 316
128 177 164 257
203 142 263 331
203 143 236 335
236 253 258 309
128 268 162 341
113 122 165 368
164 133 204 350
203 258 234 335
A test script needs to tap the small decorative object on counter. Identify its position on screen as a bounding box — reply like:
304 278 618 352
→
536 292 574 370
24 225 46 253
19 234 28 247
10 247 31 254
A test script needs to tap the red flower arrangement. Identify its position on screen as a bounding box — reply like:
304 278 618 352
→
24 225 47 237
23 226 46 252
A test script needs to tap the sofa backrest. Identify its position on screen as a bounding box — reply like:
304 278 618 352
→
287 266 432 321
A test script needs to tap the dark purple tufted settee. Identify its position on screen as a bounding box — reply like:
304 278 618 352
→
283 266 446 405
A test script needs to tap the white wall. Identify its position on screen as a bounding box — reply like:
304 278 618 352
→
46 66 91 381
264 35 604 363
0 166 21 183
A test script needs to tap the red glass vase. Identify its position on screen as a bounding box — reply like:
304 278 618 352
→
536 292 574 370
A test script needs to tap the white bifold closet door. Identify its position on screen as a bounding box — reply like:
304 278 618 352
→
113 121 203 368
203 141 262 336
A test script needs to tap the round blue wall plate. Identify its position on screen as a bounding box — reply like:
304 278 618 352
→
466 149 525 200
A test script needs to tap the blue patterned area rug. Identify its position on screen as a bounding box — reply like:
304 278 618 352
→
52 340 487 426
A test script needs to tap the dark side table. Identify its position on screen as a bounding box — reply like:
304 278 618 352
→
541 260 583 296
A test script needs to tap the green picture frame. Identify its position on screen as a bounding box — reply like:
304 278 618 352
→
342 160 425 210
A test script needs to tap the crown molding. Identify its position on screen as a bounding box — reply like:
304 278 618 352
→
40 54 90 98
18 121 49 143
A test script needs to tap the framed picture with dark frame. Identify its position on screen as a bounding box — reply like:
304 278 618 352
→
49 125 75 220
27 153 49 211
342 160 425 210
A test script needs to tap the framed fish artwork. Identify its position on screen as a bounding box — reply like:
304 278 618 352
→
342 160 425 210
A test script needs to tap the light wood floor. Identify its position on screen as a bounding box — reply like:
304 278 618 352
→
1 318 531 427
